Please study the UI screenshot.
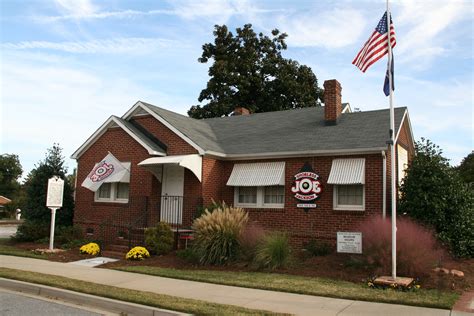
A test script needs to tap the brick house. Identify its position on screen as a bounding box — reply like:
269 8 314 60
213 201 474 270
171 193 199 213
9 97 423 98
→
72 79 414 249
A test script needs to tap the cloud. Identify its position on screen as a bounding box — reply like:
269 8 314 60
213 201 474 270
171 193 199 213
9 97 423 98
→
395 0 472 65
33 0 277 24
1 37 183 54
274 8 367 48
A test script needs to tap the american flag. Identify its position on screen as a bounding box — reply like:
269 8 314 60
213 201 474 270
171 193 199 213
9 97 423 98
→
353 12 396 73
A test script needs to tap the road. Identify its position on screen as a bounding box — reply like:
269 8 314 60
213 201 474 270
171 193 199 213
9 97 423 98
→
0 225 17 239
0 289 113 316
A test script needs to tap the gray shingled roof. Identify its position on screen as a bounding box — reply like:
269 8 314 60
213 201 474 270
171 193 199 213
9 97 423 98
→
141 102 407 156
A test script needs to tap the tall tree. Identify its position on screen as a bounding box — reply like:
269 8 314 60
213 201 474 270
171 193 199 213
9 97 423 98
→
0 154 23 198
188 24 323 119
23 144 75 226
399 138 473 258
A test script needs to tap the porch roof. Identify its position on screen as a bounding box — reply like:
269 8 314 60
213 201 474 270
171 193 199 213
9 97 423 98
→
138 154 202 182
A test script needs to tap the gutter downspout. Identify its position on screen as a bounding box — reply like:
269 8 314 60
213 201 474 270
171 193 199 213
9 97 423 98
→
382 150 387 219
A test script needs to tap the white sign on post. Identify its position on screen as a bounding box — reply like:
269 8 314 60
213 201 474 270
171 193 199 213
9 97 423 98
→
337 232 362 254
46 176 64 250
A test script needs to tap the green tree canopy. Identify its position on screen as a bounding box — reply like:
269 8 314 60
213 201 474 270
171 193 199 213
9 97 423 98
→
456 151 474 185
0 154 23 198
23 144 75 226
188 24 323 119
399 138 473 258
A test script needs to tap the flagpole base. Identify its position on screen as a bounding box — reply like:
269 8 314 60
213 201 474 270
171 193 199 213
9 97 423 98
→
374 276 414 288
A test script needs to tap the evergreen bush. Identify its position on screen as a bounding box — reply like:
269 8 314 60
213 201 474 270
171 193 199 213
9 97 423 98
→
144 222 174 255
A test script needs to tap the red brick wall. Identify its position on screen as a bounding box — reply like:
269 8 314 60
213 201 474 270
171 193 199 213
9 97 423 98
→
131 115 198 155
201 154 384 249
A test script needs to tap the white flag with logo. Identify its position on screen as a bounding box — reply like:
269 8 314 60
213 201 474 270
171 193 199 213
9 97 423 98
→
81 153 128 192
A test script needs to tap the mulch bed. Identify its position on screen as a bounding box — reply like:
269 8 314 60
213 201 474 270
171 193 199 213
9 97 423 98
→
7 241 473 292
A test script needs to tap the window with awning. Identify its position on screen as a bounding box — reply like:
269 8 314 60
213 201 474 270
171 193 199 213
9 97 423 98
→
227 162 285 208
327 158 365 211
95 162 131 203
227 162 285 187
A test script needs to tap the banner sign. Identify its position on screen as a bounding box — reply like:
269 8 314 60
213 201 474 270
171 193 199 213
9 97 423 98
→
81 152 128 192
291 163 322 210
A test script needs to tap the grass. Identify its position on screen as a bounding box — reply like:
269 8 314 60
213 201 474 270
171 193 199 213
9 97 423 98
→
115 266 459 310
0 238 46 260
0 268 285 316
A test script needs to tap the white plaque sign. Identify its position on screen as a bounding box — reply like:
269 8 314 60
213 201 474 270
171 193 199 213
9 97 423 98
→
337 232 362 254
46 176 64 208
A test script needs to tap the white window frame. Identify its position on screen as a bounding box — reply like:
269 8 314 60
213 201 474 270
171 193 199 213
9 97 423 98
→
95 182 129 203
333 184 365 211
234 186 285 209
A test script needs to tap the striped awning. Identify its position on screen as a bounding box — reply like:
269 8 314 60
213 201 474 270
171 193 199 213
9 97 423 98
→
327 158 365 185
227 162 285 186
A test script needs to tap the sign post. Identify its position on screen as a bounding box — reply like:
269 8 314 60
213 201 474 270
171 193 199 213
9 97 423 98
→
46 176 64 250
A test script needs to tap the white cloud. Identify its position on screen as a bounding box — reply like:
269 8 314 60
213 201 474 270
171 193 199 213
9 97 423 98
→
395 0 472 65
1 37 183 54
55 0 98 17
274 8 367 48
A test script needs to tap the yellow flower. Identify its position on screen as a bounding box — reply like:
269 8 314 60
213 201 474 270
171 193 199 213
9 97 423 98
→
80 243 100 256
415 285 420 289
126 246 150 260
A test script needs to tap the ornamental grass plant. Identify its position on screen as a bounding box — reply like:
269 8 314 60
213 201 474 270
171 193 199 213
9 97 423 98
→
358 216 445 277
192 202 248 265
254 232 292 270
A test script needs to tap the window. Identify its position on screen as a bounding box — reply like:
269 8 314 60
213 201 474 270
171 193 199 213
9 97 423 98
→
235 186 284 208
238 187 257 204
333 184 364 211
95 182 129 203
264 186 284 204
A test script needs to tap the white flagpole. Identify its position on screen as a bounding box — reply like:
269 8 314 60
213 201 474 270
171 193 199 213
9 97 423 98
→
386 0 397 280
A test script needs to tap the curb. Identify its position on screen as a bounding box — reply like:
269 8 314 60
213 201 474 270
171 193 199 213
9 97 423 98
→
0 278 189 316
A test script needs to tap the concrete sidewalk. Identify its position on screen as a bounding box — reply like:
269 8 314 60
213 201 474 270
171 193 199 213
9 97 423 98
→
0 255 467 316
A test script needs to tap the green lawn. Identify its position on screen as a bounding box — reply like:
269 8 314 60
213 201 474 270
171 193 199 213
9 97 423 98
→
116 266 459 310
0 238 46 259
0 268 285 316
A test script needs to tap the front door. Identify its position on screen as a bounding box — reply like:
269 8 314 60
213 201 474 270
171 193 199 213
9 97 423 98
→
161 164 184 224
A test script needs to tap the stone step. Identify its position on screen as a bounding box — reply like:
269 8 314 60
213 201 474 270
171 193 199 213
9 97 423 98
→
101 250 125 259
106 244 130 253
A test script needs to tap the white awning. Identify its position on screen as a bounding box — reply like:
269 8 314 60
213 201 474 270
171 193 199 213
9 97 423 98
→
227 162 285 186
103 162 131 183
327 158 365 185
138 154 202 182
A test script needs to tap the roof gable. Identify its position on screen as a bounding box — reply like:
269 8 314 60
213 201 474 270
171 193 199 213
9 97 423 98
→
71 116 166 159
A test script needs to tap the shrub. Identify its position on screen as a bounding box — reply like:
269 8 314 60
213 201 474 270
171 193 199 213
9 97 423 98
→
238 221 266 261
13 221 50 242
254 232 292 270
55 226 83 245
126 246 150 260
192 202 248 265
144 222 174 255
399 138 474 258
358 216 445 276
304 239 332 257
79 242 100 256
176 248 201 264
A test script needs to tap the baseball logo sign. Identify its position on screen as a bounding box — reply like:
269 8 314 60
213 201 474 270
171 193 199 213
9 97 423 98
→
291 163 322 210
89 161 114 182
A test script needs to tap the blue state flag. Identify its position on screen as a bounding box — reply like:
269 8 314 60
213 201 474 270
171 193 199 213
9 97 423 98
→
384 54 394 96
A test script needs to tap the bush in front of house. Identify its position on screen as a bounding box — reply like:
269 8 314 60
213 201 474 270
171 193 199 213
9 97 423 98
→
126 246 150 260
79 242 100 256
144 222 174 255
254 232 292 270
399 138 474 258
13 221 50 242
358 216 445 277
192 202 248 265
194 199 226 219
304 239 333 257
238 221 266 262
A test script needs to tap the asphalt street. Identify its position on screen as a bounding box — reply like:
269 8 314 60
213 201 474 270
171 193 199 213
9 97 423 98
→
0 289 107 316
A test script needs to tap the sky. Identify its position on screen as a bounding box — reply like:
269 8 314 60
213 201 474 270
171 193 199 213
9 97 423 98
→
0 0 473 179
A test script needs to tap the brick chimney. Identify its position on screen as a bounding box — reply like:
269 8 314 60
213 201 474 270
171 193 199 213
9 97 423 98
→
323 79 342 125
232 106 250 116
